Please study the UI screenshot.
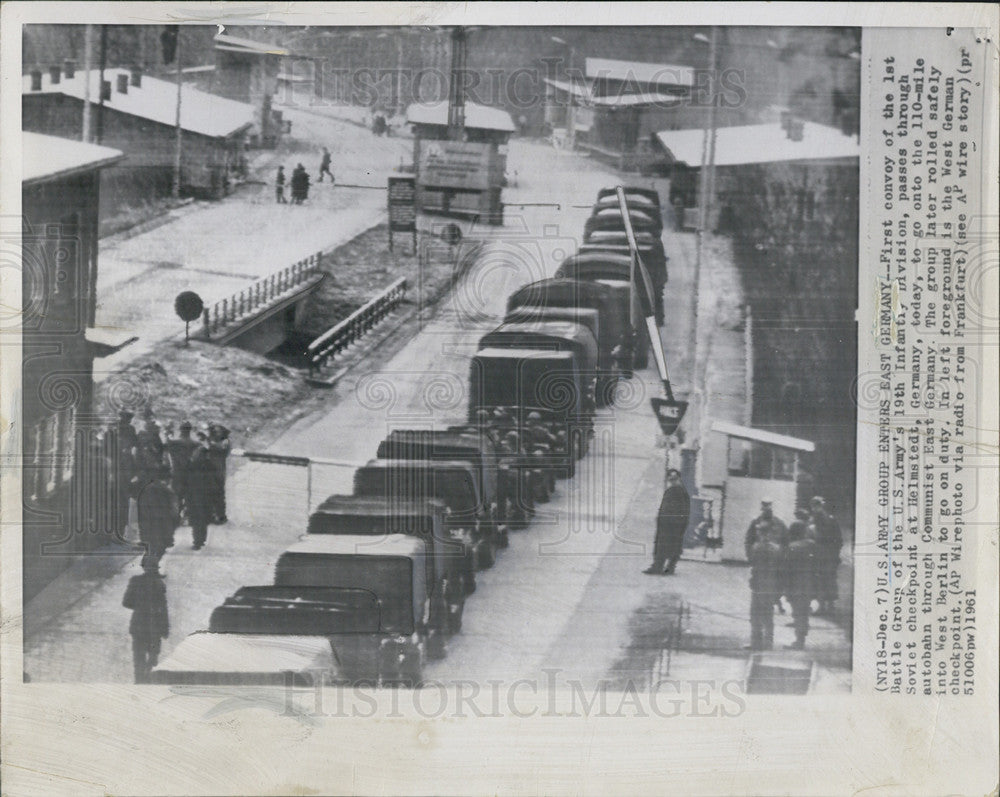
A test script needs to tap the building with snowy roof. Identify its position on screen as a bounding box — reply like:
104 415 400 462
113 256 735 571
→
23 63 256 220
655 117 860 231
544 56 698 171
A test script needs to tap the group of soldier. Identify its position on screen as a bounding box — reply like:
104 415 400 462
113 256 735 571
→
109 409 231 682
274 148 333 205
744 496 843 651
104 409 231 571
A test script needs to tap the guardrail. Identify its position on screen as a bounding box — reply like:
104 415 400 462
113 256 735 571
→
201 251 323 338
307 276 408 376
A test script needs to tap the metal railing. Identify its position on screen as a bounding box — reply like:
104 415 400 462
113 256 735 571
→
201 251 323 338
307 276 408 376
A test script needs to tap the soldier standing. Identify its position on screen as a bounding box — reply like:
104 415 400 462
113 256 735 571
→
122 568 169 683
207 423 231 524
644 468 691 575
186 432 215 550
165 421 198 520
782 510 818 649
809 496 842 615
744 499 789 650
108 411 137 539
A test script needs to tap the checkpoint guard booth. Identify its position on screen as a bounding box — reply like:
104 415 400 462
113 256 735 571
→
407 101 514 226
697 420 815 562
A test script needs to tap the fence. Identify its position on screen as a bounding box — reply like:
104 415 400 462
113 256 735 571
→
201 251 323 338
307 276 408 376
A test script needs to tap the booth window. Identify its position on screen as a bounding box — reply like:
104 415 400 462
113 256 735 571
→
727 437 797 481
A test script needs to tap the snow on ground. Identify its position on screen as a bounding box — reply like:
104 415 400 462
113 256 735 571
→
94 106 412 369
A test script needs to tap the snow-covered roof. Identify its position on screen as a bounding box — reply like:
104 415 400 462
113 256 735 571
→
22 132 124 185
406 101 516 133
23 68 255 139
711 420 815 452
586 57 695 88
283 533 425 559
655 122 860 168
214 32 292 56
544 79 682 108
152 632 335 674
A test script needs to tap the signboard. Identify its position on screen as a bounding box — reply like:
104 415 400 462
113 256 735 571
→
651 397 688 436
418 141 493 191
387 175 417 252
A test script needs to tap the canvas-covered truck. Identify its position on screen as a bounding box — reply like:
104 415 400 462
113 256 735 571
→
273 534 431 686
307 495 466 636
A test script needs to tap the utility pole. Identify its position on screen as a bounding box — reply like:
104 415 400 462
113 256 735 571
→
96 24 107 143
691 26 718 364
82 24 92 142
172 28 182 199
447 26 467 141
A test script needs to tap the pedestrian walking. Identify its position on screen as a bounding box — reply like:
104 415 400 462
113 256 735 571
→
782 513 819 649
135 466 179 574
275 165 287 203
186 432 215 550
809 496 842 615
164 421 198 521
207 423 231 524
644 468 691 575
318 146 334 182
122 569 169 683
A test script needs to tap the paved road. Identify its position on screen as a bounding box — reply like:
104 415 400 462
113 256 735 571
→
24 140 851 691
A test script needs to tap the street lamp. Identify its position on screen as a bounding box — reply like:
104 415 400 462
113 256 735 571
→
550 35 576 149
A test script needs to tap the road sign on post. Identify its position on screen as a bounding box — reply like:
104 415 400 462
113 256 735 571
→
615 186 688 435
388 175 417 253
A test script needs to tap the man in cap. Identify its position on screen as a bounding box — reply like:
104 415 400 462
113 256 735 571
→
165 421 198 520
207 423 231 523
781 512 819 649
318 146 334 183
744 498 789 557
744 499 789 650
644 468 691 575
185 430 215 550
135 465 179 574
122 567 169 683
809 496 842 615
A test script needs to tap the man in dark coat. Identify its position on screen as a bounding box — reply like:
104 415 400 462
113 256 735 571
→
809 496 843 615
122 569 169 683
782 515 819 649
207 423 231 523
135 467 179 574
108 411 138 537
165 421 198 520
186 432 215 550
644 468 691 575
747 538 784 651
291 163 310 204
744 498 790 558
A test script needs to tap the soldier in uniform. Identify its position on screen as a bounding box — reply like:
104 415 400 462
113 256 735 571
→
644 468 691 575
207 423 231 523
809 496 842 615
275 165 287 203
744 499 789 651
122 568 169 683
107 411 137 539
782 514 819 649
165 421 198 520
186 431 215 550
